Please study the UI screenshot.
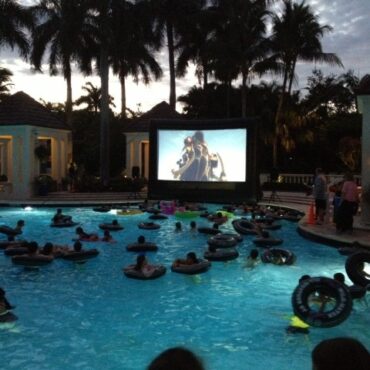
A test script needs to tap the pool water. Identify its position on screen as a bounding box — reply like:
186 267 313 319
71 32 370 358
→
0 206 369 370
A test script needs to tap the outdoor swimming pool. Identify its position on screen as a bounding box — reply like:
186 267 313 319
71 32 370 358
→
0 206 369 370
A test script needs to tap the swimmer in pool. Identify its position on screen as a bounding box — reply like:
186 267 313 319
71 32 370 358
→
173 252 199 267
75 227 99 241
134 255 156 277
0 287 18 323
244 249 259 269
102 230 115 242
52 209 72 224
285 275 311 335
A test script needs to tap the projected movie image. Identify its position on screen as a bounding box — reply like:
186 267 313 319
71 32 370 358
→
158 129 247 182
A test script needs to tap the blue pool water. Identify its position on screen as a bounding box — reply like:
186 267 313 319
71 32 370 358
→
0 206 369 370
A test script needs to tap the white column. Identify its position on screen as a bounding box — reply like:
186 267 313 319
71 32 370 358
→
125 134 135 176
357 94 370 225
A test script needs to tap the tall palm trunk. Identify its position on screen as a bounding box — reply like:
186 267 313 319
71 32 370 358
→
287 58 297 95
119 72 126 119
273 65 289 167
65 62 73 126
99 3 110 186
241 68 249 118
226 79 231 118
202 61 208 88
166 20 176 109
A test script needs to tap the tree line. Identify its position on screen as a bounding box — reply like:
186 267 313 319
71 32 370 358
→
0 0 362 180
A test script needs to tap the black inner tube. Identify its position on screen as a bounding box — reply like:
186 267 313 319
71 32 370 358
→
345 252 370 287
291 277 352 328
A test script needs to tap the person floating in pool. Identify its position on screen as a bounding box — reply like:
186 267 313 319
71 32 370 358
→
14 220 25 234
101 230 116 243
27 241 40 256
52 209 73 224
244 249 259 269
0 287 17 323
0 220 25 237
137 235 146 244
173 252 199 268
254 224 270 239
333 272 367 302
134 254 157 278
40 242 71 258
72 241 83 252
75 227 99 242
171 131 226 181
284 275 311 335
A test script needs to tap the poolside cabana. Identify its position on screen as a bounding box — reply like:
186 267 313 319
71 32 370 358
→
123 101 182 179
0 91 72 200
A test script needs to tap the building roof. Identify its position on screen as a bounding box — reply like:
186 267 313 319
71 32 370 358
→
123 101 182 132
0 91 70 130
356 74 370 95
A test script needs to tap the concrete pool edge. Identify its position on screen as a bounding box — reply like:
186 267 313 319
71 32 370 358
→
297 219 370 250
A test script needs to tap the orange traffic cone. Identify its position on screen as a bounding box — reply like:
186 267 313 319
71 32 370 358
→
307 202 315 225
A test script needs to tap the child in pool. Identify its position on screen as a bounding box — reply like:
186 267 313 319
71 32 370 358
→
244 249 259 269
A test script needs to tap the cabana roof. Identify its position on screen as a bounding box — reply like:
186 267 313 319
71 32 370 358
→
123 101 182 132
0 91 69 130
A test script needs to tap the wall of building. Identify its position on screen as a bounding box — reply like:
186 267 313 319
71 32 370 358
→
0 125 72 200
125 132 149 178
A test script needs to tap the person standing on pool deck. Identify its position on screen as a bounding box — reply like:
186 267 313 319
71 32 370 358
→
335 173 359 233
313 168 327 225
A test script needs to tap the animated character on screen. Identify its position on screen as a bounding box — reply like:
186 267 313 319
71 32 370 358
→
171 131 226 181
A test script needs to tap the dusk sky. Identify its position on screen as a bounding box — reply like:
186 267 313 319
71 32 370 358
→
1 0 370 113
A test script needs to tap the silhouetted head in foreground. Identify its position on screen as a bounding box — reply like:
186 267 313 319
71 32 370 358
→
312 337 370 370
147 347 205 370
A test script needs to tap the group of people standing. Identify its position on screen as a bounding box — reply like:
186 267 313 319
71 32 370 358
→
313 168 360 232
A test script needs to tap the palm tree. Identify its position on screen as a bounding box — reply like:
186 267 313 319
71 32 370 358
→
149 0 205 109
110 0 162 118
176 5 213 89
0 68 14 102
269 0 343 166
74 82 115 114
31 0 96 125
39 98 66 114
89 0 111 186
209 0 271 117
0 0 34 60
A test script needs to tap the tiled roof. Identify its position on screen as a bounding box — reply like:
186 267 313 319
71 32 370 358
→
123 101 183 132
0 91 70 130
356 74 370 95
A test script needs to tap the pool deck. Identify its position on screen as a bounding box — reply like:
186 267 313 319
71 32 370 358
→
260 190 370 250
1 190 369 250
263 199 370 251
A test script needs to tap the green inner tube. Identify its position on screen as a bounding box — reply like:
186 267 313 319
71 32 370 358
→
174 211 200 219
